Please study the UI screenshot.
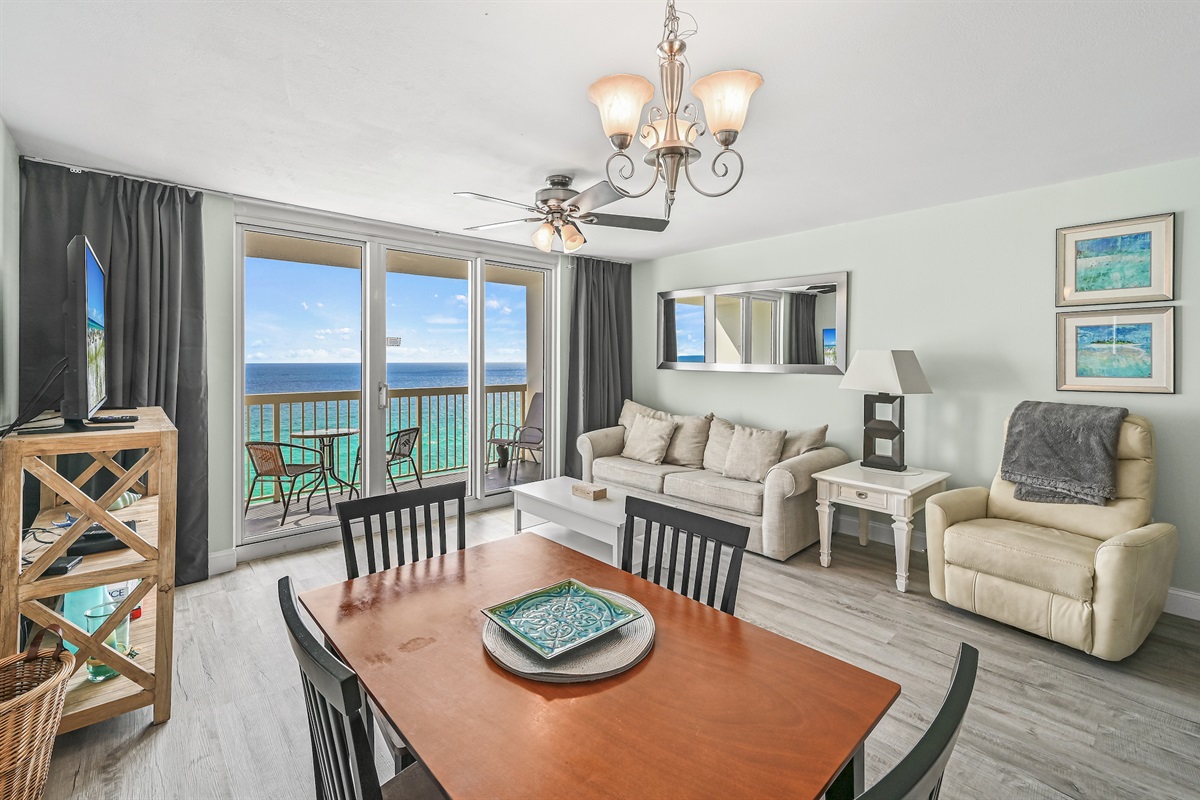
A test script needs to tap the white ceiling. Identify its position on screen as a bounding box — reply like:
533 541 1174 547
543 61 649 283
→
2 1 1199 262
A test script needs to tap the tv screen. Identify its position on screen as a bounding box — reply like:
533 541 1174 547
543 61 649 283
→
85 244 106 413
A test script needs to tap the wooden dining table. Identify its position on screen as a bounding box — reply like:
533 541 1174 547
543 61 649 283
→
300 533 901 800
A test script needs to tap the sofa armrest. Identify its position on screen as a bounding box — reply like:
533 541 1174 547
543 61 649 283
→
576 426 626 483
924 487 990 601
1092 522 1178 661
765 447 850 499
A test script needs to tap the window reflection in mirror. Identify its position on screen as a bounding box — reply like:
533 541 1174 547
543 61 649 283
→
656 272 847 374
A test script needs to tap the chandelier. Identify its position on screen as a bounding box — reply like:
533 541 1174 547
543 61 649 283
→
587 0 763 219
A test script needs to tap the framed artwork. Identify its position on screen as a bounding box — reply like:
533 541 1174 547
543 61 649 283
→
1057 307 1174 393
1056 213 1174 306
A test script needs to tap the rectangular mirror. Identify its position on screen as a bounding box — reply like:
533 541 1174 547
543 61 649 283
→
658 272 848 374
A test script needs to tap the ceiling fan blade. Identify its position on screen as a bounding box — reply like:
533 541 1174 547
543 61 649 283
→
462 218 540 232
585 213 670 232
454 191 540 214
565 181 623 214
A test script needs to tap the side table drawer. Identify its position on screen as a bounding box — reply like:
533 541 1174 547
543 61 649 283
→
836 485 889 510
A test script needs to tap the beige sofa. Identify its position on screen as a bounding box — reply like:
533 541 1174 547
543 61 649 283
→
577 401 849 561
926 414 1178 661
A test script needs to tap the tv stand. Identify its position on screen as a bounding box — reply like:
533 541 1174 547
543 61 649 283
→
18 418 133 435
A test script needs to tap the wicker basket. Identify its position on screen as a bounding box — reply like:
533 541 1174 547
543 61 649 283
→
0 628 75 800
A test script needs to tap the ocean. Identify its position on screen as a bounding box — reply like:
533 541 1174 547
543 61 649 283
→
246 362 527 394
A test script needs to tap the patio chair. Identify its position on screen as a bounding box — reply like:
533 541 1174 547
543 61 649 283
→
245 441 328 526
487 391 543 479
349 426 423 496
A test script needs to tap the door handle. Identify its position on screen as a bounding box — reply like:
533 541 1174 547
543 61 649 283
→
378 382 389 410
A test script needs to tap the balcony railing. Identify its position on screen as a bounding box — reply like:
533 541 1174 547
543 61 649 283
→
244 384 527 505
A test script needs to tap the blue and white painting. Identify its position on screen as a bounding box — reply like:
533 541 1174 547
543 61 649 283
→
1075 322 1152 378
1075 231 1152 292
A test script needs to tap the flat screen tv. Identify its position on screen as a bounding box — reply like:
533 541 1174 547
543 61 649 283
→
61 235 108 426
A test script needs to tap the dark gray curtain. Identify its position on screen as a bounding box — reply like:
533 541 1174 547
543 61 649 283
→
781 292 819 365
565 256 632 478
661 298 677 362
19 159 210 585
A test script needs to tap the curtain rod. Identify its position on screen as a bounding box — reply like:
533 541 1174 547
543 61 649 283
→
21 156 226 198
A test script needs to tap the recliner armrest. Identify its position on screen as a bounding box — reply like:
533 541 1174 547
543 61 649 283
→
1092 522 1178 661
925 486 990 601
576 426 626 482
764 447 850 499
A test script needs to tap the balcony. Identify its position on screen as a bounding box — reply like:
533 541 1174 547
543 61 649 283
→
243 383 540 536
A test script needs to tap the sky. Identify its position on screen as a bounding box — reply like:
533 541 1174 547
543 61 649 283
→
244 257 528 363
85 245 105 327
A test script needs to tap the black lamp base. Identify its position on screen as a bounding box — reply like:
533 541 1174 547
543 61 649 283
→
861 393 906 472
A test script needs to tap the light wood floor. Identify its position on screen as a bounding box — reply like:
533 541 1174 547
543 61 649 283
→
46 507 1200 799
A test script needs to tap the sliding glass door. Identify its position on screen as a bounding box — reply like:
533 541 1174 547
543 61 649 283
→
242 230 363 541
238 219 555 548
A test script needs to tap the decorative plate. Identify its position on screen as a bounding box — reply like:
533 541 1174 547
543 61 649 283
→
482 578 644 659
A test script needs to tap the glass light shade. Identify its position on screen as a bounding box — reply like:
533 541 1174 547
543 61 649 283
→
638 117 701 148
691 69 763 134
531 222 556 253
560 223 586 253
588 74 655 139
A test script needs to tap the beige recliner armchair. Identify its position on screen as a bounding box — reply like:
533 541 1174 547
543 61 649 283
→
926 414 1177 661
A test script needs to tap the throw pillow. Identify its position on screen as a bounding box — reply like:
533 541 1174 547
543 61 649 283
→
618 399 669 439
621 414 678 465
780 425 829 460
663 413 714 469
724 424 787 482
702 417 736 472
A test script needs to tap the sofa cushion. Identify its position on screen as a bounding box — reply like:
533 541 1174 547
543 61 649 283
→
944 518 1099 602
592 456 694 493
617 400 713 469
702 417 736 472
780 425 829 460
621 414 677 465
663 470 765 516
663 414 713 469
724 425 786 482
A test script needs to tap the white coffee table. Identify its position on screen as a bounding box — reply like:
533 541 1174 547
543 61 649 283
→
510 477 627 565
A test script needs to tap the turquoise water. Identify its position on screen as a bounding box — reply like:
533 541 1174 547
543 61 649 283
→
245 362 528 502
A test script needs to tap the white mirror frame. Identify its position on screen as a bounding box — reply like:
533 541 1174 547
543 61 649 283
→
657 271 848 374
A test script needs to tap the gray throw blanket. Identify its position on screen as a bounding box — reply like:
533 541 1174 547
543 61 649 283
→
1000 401 1127 505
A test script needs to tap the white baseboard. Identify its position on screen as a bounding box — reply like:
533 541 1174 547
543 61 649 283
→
831 511 928 553
208 548 237 576
1165 587 1200 621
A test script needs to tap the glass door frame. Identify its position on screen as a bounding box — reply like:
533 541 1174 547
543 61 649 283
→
233 199 558 554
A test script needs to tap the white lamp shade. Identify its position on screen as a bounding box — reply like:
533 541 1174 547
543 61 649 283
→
588 74 655 139
531 222 556 253
839 350 932 395
691 69 763 134
560 222 586 253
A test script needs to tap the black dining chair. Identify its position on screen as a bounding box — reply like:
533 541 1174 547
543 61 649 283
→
621 496 750 615
335 481 468 580
849 643 979 800
277 576 444 800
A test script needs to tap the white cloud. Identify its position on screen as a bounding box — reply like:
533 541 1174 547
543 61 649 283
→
424 315 465 326
486 298 502 310
283 347 361 362
301 302 309 310
316 302 325 308
502 306 512 315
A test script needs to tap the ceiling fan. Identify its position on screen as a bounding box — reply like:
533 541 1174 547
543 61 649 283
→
455 174 669 254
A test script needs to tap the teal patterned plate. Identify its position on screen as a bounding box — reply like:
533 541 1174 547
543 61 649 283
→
482 578 644 659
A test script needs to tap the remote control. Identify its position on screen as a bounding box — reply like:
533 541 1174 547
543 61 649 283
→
90 415 139 423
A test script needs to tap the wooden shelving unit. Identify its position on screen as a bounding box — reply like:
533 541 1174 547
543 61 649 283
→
0 407 176 733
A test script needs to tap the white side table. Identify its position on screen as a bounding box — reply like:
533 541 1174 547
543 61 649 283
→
812 462 950 592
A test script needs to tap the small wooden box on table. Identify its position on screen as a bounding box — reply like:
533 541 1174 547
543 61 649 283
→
0 407 176 733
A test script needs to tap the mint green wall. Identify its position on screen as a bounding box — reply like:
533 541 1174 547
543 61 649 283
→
632 157 1199 595
0 120 19 425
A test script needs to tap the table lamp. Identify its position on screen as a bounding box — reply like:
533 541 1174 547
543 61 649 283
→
838 350 931 472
